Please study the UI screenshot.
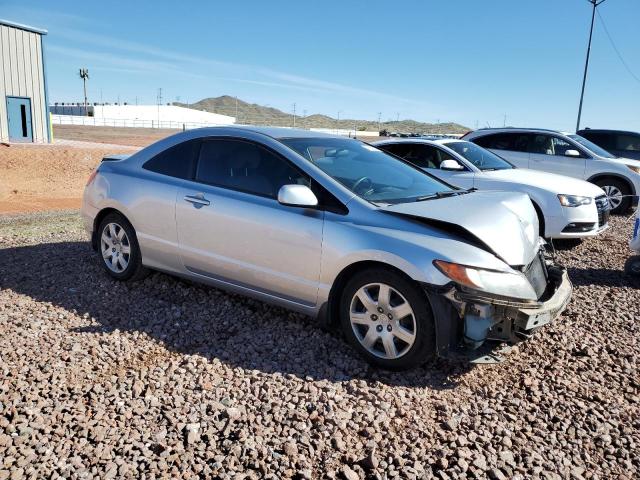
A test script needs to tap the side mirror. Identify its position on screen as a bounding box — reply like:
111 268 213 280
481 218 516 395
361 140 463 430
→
277 184 318 207
440 159 464 171
564 149 581 158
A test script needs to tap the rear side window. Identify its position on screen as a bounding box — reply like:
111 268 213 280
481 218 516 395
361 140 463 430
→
580 131 615 150
195 139 309 198
615 134 640 152
143 139 200 179
474 133 529 152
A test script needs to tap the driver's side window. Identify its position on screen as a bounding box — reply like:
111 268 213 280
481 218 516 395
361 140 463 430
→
550 137 575 156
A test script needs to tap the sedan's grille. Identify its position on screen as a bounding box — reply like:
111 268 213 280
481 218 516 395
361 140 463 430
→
595 195 610 228
524 252 548 299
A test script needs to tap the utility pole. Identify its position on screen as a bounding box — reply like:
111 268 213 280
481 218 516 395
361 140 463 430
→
337 111 342 134
303 109 307 129
78 68 89 115
235 96 239 120
292 103 296 128
503 114 507 127
576 0 607 132
377 112 382 133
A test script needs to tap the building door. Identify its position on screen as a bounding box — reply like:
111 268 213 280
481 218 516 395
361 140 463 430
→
6 97 33 142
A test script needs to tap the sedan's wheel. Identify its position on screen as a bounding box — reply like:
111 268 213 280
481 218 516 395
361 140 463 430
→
349 283 416 360
101 222 131 273
340 268 436 370
594 178 631 214
97 212 149 281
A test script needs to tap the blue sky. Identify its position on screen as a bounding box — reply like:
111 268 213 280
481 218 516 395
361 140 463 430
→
3 0 640 130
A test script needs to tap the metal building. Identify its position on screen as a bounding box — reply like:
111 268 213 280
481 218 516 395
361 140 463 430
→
0 19 50 143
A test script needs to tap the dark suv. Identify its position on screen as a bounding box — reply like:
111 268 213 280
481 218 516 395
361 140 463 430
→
577 129 640 160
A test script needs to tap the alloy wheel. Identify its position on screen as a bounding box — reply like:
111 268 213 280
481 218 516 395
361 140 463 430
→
602 185 623 210
349 282 417 359
100 222 131 273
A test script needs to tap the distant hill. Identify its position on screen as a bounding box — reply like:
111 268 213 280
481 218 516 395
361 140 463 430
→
174 95 468 134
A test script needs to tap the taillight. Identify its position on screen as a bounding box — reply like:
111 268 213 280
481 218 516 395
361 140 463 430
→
86 169 98 186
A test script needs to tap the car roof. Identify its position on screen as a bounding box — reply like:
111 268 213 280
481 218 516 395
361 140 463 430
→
467 127 569 136
578 128 639 135
374 138 465 146
187 125 340 140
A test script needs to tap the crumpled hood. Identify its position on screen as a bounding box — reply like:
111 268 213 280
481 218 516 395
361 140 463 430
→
481 168 605 197
381 191 539 266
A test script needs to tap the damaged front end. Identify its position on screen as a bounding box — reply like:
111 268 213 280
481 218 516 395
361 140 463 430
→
426 249 573 362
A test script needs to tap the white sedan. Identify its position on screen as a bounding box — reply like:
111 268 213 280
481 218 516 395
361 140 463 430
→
374 138 610 239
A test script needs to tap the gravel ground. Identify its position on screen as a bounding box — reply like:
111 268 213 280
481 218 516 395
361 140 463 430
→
0 211 638 479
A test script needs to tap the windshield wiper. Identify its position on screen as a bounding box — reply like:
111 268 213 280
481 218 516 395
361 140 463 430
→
414 189 474 202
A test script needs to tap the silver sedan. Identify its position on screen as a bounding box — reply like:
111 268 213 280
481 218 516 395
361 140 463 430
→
82 127 572 369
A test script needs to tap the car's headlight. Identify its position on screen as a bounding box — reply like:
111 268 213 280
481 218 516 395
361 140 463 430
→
433 260 537 300
626 165 640 174
557 194 592 207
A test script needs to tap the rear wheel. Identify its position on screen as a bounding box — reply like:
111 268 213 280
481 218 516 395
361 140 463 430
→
97 212 149 281
594 178 631 214
339 268 436 370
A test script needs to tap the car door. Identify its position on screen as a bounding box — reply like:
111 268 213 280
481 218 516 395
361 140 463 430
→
472 133 531 168
528 134 587 178
423 146 475 188
175 137 324 307
378 143 474 188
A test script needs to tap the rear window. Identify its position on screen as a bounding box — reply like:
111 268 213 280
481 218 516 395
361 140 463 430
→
143 139 201 179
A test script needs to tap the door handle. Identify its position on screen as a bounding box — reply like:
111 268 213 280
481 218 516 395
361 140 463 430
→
184 194 210 207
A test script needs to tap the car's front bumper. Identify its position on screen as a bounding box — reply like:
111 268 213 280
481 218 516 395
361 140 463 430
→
508 267 572 333
545 198 610 238
434 264 572 353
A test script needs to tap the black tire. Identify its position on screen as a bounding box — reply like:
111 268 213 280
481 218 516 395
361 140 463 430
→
594 178 632 214
97 212 149 281
339 267 436 370
624 256 640 276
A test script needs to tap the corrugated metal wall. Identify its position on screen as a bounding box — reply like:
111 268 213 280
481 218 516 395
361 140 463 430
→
0 24 48 143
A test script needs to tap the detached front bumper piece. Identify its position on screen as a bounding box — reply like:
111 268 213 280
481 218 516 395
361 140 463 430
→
513 268 572 332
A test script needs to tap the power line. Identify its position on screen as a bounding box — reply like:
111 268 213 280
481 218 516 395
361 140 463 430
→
596 9 640 85
576 0 607 132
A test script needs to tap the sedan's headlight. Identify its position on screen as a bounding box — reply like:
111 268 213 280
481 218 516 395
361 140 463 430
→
626 165 640 174
557 194 592 207
434 260 537 300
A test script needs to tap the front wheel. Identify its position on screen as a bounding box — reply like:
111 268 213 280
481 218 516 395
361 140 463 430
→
339 268 436 370
594 178 631 214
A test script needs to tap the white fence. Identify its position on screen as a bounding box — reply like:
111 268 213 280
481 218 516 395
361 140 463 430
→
309 128 380 137
51 114 229 130
50 115 386 137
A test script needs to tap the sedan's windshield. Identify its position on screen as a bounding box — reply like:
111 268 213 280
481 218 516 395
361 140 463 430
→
569 134 617 159
281 137 457 204
443 141 514 171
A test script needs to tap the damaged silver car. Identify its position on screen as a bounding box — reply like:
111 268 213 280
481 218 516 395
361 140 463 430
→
82 127 572 369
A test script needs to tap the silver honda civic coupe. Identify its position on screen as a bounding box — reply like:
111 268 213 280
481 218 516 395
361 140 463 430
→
82 126 572 369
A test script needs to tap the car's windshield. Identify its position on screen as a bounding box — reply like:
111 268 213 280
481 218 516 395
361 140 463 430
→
281 137 457 204
443 141 514 171
569 134 617 159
